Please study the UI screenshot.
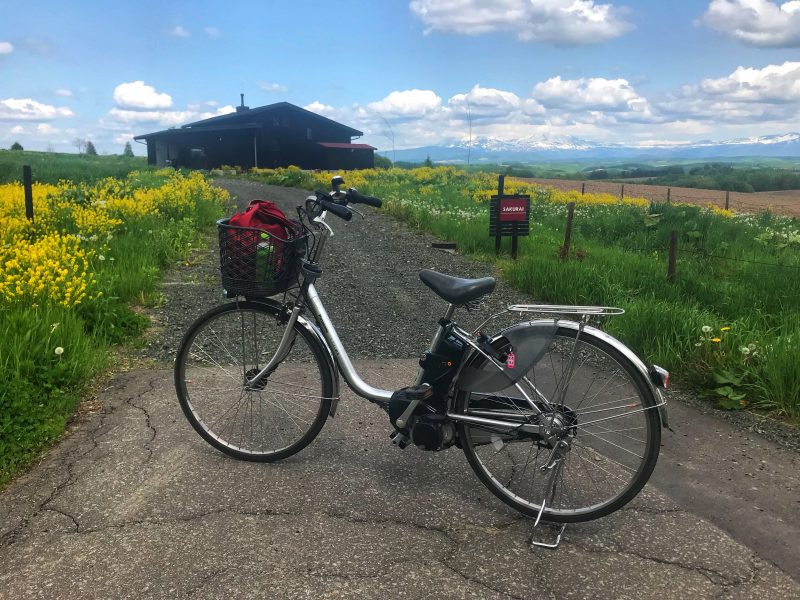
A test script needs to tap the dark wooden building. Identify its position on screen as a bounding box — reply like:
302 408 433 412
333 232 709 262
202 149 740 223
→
134 98 375 170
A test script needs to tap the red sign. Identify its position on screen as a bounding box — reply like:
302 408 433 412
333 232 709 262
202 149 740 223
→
499 198 528 222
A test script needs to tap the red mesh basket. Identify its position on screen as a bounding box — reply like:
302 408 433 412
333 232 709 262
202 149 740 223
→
217 218 305 297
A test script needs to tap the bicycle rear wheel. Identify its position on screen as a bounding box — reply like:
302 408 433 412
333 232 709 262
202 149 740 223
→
455 326 661 523
175 301 334 462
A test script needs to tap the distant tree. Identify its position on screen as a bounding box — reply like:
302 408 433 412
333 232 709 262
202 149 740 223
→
72 138 87 154
374 154 392 169
85 141 97 156
123 141 134 157
424 155 433 167
10 141 23 151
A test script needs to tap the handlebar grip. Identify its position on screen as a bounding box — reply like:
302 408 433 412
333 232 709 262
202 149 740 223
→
348 188 383 208
320 200 353 221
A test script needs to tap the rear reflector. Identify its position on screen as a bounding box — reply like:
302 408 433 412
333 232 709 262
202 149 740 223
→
649 365 669 389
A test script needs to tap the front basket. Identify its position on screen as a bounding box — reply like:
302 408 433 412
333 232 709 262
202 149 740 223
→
217 218 304 298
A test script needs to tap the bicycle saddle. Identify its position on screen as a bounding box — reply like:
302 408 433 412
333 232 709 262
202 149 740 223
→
419 269 496 305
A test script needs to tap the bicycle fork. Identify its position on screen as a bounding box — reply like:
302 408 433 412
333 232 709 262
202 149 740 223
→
244 304 302 389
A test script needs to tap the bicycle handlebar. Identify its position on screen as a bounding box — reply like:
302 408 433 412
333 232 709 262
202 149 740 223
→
319 199 353 221
347 188 382 208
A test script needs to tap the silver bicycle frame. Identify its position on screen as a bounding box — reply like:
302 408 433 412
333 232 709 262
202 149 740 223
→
305 284 394 405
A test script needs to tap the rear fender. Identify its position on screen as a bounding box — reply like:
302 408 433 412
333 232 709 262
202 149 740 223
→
453 319 668 428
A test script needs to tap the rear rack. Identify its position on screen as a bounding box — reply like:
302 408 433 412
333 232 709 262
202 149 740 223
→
474 304 624 334
507 304 625 316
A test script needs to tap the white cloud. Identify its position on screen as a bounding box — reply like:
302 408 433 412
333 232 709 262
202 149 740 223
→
0 41 13 55
0 98 74 121
36 123 59 135
204 26 221 38
367 89 442 118
697 61 800 102
304 101 335 115
113 81 173 110
448 84 523 119
259 82 289 93
114 133 134 144
534 76 642 110
104 104 235 128
700 0 800 47
11 125 24 134
410 0 633 45
660 62 800 125
55 88 73 97
167 25 190 38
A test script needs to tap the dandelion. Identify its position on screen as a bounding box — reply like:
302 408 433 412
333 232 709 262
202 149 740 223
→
50 322 60 333
701 325 712 333
98 254 106 261
721 326 731 332
54 346 64 356
711 337 721 343
740 346 751 355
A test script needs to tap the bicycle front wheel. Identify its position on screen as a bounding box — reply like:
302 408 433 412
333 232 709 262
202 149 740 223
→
455 326 661 523
175 301 334 462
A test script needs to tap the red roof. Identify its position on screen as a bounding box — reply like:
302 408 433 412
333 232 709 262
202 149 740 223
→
318 142 376 150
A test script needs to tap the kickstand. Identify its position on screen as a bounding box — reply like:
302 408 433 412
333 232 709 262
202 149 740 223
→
529 498 567 550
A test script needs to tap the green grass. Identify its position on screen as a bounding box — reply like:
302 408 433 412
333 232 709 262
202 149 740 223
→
0 149 153 184
0 174 225 488
245 166 800 421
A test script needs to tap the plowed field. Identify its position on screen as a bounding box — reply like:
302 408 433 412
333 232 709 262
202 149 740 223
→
520 178 800 217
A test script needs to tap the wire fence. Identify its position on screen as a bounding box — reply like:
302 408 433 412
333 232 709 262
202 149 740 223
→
519 177 800 217
552 198 800 283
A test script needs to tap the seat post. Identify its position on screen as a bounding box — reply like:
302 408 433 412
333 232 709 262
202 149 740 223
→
413 303 456 386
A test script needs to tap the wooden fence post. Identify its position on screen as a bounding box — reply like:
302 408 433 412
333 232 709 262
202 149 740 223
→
495 175 504 255
667 187 671 203
560 202 576 261
725 191 730 210
581 182 585 195
620 184 625 200
23 165 34 222
667 230 678 282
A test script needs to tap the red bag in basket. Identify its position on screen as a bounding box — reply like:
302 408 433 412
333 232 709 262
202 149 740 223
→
229 200 298 240
228 200 300 286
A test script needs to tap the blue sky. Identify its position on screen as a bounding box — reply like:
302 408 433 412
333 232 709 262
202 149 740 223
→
2 0 800 154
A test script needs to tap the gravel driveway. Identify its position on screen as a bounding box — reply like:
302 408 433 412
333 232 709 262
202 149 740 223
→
137 178 527 366
3 178 796 599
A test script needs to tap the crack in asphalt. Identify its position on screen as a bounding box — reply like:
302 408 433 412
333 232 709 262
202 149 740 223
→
0 374 160 547
124 376 159 463
568 540 752 589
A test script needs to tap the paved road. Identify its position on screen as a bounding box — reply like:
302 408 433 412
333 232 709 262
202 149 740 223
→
1 180 798 598
1 362 798 599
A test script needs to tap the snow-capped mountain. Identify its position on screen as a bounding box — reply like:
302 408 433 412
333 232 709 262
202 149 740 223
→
382 133 800 163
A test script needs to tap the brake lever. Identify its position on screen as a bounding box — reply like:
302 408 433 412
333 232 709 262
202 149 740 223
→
347 205 365 219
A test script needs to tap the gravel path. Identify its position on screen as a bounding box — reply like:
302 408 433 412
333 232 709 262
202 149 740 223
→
136 177 800 452
136 178 526 365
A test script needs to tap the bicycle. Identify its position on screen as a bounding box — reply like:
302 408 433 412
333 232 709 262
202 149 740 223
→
174 175 670 526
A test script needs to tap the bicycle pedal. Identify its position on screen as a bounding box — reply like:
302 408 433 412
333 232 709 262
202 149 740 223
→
390 431 410 449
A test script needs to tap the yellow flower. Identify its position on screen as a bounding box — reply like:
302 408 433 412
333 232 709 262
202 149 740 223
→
720 326 731 332
711 337 722 343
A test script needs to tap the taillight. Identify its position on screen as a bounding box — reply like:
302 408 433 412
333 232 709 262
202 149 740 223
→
649 365 669 389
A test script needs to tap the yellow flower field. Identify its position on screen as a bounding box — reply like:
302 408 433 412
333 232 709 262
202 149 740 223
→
0 170 226 309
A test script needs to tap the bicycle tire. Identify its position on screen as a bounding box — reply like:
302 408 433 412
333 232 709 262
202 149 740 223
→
175 300 334 462
455 326 661 523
